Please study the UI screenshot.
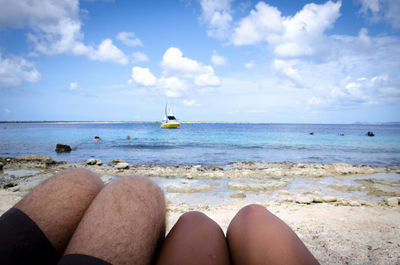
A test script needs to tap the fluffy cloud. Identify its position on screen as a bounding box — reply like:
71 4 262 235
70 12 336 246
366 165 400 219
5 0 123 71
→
232 1 341 58
357 0 400 28
273 59 302 84
130 67 156 86
130 47 221 98
308 75 396 108
0 0 128 64
245 61 255 69
200 0 233 39
116 32 143 47
303 30 400 109
0 53 40 88
159 77 186 98
161 47 220 86
132 51 149 62
211 50 226 65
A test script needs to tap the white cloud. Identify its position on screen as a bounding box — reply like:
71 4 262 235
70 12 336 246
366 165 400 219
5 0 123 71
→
194 66 220 86
159 77 186 98
211 50 226 65
245 61 255 69
0 0 79 29
92 39 128 64
183 99 201 107
69 82 78 90
0 53 40 88
232 1 342 58
200 0 233 39
129 47 221 98
358 0 400 28
132 51 148 62
232 2 283 46
116 32 143 47
130 67 156 86
273 59 302 84
0 0 128 64
161 47 220 86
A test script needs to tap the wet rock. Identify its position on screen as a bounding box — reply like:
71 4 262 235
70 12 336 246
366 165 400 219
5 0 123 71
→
228 180 289 192
296 196 313 204
349 200 361 207
55 144 72 153
277 190 292 196
112 158 125 164
297 163 306 168
334 199 349 206
0 162 3 171
86 159 97 165
166 184 214 193
282 196 294 202
322 196 337 203
230 192 246 199
16 155 58 168
384 197 399 207
312 196 323 203
115 163 130 170
355 178 400 197
86 159 103 166
18 155 56 166
3 182 17 189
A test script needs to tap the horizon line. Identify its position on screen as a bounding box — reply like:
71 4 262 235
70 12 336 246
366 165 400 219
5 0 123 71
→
1 120 399 125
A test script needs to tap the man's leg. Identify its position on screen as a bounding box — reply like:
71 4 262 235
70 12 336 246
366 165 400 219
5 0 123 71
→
0 168 104 264
61 176 166 265
226 204 320 265
155 211 230 265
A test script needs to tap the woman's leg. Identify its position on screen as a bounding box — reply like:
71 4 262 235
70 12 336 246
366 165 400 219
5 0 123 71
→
155 211 230 265
62 176 166 265
226 204 320 265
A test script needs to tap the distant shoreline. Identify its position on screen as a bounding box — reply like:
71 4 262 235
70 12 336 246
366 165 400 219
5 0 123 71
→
1 121 399 125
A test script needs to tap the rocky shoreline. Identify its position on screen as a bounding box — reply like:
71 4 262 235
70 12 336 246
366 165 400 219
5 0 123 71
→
1 155 400 264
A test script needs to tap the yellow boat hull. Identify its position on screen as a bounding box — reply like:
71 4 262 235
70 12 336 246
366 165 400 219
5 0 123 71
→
161 122 180 128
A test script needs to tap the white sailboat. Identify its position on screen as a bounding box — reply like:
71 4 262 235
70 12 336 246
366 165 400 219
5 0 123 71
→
161 103 180 128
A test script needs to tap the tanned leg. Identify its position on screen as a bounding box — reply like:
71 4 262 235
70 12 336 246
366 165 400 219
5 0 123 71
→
63 176 166 265
155 211 230 265
15 168 104 254
226 204 320 265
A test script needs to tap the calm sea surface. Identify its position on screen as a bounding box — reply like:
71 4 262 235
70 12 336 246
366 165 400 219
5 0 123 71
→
0 123 399 167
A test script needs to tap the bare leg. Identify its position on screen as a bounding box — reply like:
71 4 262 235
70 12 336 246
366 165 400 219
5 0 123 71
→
15 168 104 253
156 211 230 265
63 176 166 265
226 204 320 265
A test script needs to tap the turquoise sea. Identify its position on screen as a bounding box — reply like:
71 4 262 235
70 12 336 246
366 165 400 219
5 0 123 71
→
0 122 399 167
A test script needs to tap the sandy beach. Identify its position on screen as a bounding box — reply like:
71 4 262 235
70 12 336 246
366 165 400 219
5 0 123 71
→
1 155 399 264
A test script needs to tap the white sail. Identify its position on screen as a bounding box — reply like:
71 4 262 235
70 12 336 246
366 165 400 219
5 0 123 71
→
165 103 176 121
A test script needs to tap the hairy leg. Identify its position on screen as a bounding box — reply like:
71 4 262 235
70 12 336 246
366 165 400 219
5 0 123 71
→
63 176 166 265
226 204 320 265
15 168 104 253
156 211 230 265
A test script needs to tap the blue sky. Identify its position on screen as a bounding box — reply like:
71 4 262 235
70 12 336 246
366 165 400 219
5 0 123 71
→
0 0 399 123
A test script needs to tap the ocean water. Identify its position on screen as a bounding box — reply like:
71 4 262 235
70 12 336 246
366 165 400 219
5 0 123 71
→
0 122 399 167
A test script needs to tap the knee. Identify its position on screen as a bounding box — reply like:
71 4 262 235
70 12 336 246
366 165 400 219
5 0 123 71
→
52 168 104 192
104 176 165 209
177 211 223 234
236 204 271 220
228 204 272 233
